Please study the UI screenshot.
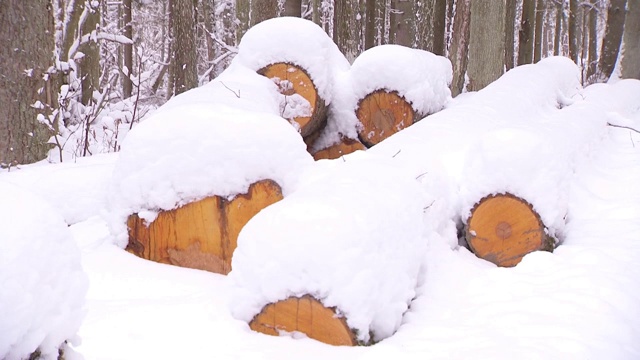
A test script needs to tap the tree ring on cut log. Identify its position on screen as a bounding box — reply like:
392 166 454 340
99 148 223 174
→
258 62 327 138
465 193 554 267
126 179 283 275
249 295 357 346
356 89 415 147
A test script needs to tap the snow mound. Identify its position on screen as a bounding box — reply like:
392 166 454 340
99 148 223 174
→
0 182 87 360
108 101 314 247
230 153 427 344
235 17 350 104
318 45 452 150
370 56 605 243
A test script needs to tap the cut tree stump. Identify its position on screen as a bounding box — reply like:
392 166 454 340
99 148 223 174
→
311 137 366 161
249 295 356 346
356 90 416 147
126 179 282 274
259 62 327 138
465 193 554 267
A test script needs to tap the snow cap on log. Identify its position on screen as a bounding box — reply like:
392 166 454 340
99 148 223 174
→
235 17 350 105
318 45 452 150
108 94 314 247
0 182 87 360
230 153 428 344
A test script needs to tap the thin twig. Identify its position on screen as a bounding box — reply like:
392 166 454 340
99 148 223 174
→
220 81 240 98
607 122 640 134
392 149 401 158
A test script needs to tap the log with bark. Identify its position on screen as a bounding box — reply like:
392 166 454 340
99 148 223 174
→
126 179 282 274
249 295 357 346
465 193 555 267
259 62 327 138
356 90 416 147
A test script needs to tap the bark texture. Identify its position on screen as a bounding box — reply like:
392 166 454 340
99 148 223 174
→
468 0 505 91
518 0 536 65
0 0 56 166
621 0 640 79
170 0 198 96
597 0 628 82
449 0 472 96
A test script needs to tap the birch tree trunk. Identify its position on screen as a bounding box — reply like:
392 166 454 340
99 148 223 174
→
621 0 640 79
449 0 472 96
0 0 56 166
468 0 505 91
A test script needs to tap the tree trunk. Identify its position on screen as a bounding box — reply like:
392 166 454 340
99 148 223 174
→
251 0 278 26
79 2 101 105
597 0 627 82
621 0 640 79
468 0 506 91
449 0 472 96
0 0 56 166
61 0 82 61
569 0 579 63
465 193 554 267
202 0 216 81
334 0 361 62
236 0 250 41
283 0 302 16
518 0 536 65
533 0 544 62
123 0 133 97
505 0 516 70
554 1 562 56
391 0 415 47
170 0 198 96
586 0 598 82
365 0 376 49
432 0 447 55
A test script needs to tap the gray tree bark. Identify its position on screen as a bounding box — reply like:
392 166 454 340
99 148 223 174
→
334 0 361 62
432 0 447 55
621 0 640 79
251 0 278 26
170 0 198 96
533 0 544 62
554 1 563 56
79 2 100 105
390 0 415 47
597 0 627 82
236 0 250 41
365 0 376 49
586 0 598 82
505 0 516 70
0 0 56 166
123 0 133 97
283 0 302 16
569 0 579 63
449 0 472 96
518 0 536 65
468 0 506 91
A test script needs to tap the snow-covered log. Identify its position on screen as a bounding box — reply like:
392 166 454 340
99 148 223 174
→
230 154 428 345
465 193 554 267
311 136 366 160
127 179 282 274
356 90 416 147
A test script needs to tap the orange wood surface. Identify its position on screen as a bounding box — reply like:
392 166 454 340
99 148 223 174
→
126 180 283 274
356 90 415 147
259 63 326 137
466 193 552 267
312 137 366 160
249 296 356 346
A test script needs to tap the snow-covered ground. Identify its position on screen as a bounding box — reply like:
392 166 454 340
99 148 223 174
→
1 20 639 359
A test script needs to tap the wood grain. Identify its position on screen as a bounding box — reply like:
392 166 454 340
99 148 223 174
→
249 295 356 346
126 180 283 274
356 90 415 147
466 193 553 267
312 137 366 160
259 62 326 137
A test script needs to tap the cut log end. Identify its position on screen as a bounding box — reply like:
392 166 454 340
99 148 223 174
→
249 295 356 346
126 179 283 274
465 193 553 267
312 137 366 161
356 90 415 147
259 62 326 138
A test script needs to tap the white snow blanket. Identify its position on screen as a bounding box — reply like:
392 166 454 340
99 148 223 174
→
0 182 87 360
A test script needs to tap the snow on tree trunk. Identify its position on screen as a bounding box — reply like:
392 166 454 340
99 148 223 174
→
123 0 133 97
621 0 640 79
0 0 55 166
334 0 362 62
468 0 506 92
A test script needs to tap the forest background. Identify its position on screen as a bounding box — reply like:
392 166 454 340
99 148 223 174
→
0 0 638 167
